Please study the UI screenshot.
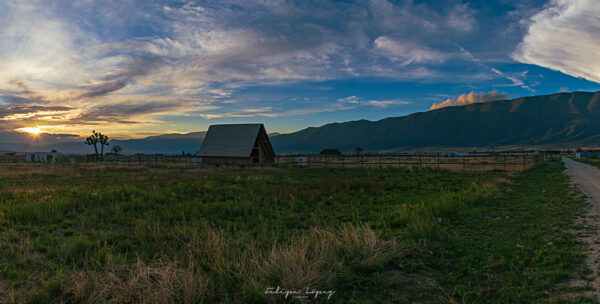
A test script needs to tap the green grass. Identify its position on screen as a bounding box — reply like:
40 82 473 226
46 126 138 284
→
572 158 600 168
0 162 591 303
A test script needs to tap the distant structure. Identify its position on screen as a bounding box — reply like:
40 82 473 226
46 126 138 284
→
197 124 275 164
26 152 59 163
575 150 591 159
320 149 342 156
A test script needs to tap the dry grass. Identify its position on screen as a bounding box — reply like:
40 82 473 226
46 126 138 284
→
65 260 208 304
59 223 398 303
242 223 398 296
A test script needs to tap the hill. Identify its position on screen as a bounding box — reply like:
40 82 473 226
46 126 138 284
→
270 91 600 153
0 133 207 155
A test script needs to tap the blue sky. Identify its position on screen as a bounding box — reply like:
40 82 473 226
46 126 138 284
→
1 0 599 143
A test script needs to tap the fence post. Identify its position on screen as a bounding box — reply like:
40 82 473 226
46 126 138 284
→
482 155 485 172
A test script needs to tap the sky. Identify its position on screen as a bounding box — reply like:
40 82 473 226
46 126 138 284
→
1 0 600 144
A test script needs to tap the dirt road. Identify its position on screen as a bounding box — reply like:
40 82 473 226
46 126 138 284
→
563 156 600 296
564 157 600 207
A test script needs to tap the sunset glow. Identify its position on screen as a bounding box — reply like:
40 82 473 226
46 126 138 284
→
17 127 47 135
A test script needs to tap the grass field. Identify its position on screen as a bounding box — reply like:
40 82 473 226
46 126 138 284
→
0 161 591 303
573 158 600 168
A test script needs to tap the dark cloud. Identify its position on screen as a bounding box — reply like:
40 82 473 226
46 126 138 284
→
69 101 183 125
79 79 130 98
0 95 46 105
0 105 73 118
8 79 34 95
79 55 165 98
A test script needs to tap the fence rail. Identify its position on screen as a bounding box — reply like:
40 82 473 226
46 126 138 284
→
0 152 553 172
0 154 200 164
274 153 550 172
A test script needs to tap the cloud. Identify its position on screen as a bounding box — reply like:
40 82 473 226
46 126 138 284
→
0 105 73 120
460 47 534 92
513 0 600 83
337 96 360 104
373 36 447 65
429 90 509 110
447 3 475 32
366 99 411 107
338 96 411 108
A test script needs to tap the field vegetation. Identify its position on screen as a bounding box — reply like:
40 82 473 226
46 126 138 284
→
0 161 591 303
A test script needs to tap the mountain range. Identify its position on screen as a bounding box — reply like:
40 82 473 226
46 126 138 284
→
270 91 600 153
0 132 207 155
2 91 600 154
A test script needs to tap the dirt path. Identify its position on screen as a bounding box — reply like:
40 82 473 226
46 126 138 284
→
563 156 600 296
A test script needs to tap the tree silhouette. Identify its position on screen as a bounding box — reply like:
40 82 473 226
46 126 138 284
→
355 146 363 155
111 145 123 155
99 133 109 160
84 130 100 160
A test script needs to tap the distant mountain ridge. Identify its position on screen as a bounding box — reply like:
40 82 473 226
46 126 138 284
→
0 131 280 154
3 91 600 154
0 133 208 154
271 91 600 153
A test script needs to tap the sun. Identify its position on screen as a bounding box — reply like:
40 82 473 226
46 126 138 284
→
18 127 46 135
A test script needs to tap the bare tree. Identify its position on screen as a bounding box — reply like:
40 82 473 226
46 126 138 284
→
84 130 100 160
355 146 363 155
111 145 123 155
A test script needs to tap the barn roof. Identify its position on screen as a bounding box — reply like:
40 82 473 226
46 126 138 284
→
197 124 269 158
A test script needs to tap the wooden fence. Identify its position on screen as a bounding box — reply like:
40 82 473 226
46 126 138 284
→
0 154 200 164
0 152 553 172
275 153 549 172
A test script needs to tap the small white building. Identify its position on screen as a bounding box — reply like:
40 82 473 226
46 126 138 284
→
26 152 59 163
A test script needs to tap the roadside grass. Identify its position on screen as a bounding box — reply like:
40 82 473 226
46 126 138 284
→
0 161 590 303
572 158 600 168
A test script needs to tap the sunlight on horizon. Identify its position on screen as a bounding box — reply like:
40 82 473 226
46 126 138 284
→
17 127 47 135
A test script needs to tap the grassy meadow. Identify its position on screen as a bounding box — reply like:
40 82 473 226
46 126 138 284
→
0 161 591 303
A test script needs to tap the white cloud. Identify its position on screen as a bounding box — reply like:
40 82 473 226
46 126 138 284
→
513 0 600 83
447 3 475 32
373 36 447 66
337 96 411 108
337 96 360 103
366 99 411 108
429 90 509 110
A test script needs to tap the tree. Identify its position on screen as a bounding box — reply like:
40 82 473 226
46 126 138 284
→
99 133 109 159
84 130 100 160
355 146 363 155
111 145 123 155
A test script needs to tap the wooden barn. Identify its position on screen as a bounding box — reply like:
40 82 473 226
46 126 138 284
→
197 124 275 164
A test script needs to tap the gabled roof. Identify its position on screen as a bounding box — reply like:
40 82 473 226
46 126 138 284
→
198 124 268 158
